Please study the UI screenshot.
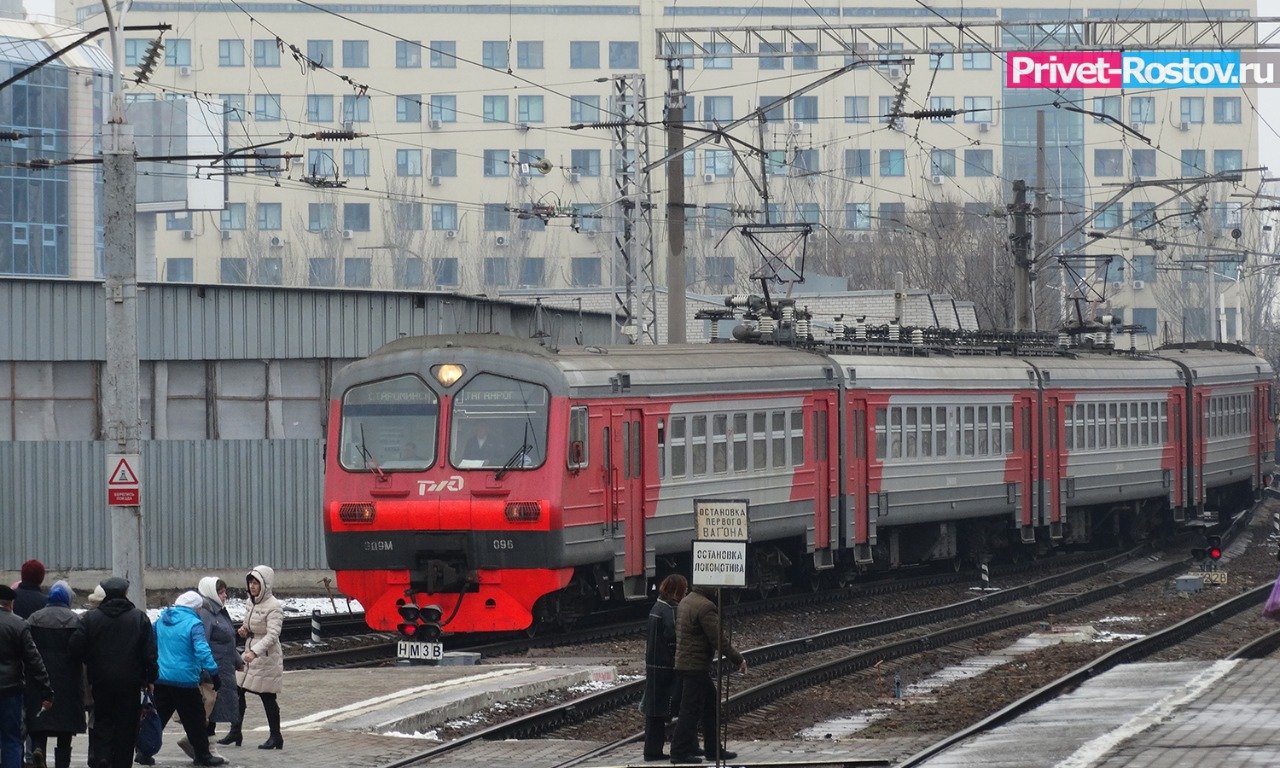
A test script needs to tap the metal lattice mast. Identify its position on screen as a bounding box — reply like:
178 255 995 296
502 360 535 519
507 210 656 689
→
610 74 657 344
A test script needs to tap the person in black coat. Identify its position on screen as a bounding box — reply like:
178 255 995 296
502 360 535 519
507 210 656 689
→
639 574 688 762
0 584 52 768
14 560 47 620
69 577 157 768
24 581 84 768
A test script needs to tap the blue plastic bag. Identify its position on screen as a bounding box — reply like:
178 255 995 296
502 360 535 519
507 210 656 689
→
136 691 162 758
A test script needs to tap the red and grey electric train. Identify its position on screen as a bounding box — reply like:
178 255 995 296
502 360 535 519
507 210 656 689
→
322 332 1273 636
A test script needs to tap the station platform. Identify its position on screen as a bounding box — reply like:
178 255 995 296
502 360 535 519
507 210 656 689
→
63 658 1280 768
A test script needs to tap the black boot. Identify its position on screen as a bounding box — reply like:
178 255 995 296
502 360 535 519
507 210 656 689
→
258 694 283 750
52 745 71 768
257 734 283 750
215 727 241 747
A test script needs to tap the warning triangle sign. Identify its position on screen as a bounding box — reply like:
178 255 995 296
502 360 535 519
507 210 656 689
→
109 458 139 485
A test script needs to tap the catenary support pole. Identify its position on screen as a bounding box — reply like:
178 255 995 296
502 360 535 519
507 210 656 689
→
665 60 686 344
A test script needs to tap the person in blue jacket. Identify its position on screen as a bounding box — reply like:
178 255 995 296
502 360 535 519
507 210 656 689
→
151 592 224 767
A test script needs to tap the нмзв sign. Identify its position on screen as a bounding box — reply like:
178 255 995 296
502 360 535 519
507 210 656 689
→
692 541 747 587
695 499 749 542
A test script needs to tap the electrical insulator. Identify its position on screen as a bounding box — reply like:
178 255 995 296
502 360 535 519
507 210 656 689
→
134 38 164 84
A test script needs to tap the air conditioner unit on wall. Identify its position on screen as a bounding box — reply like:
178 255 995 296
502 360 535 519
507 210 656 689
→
178 66 192 77
1111 281 1125 291
429 176 441 187
428 119 442 129
495 234 508 247
221 230 232 240
930 174 944 185
978 122 990 133
181 230 195 241
702 173 714 183
341 229 354 240
887 66 902 79
445 229 457 240
269 236 286 247
1178 121 1191 131
569 171 580 183
1132 280 1146 290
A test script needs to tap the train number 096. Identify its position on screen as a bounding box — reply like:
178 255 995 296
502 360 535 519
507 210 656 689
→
492 539 515 550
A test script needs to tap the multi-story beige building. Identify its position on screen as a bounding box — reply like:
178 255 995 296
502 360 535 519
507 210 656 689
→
51 0 1262 343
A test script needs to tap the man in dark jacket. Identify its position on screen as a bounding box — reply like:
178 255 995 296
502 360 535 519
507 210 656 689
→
69 578 157 768
13 560 47 620
0 584 52 768
669 587 747 765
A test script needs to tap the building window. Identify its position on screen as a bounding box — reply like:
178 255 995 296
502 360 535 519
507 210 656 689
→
433 258 459 286
220 94 246 122
1131 202 1156 232
342 40 369 67
220 203 246 230
845 96 869 124
305 95 333 122
1133 308 1157 335
483 150 508 177
796 203 820 224
571 149 601 176
431 204 458 231
431 149 457 177
1130 96 1156 123
516 41 543 69
306 148 335 176
703 96 733 124
518 148 546 175
759 41 783 70
792 42 817 70
878 202 906 231
218 40 244 67
1180 96 1204 124
308 203 335 232
253 94 281 121
482 41 507 69
309 259 335 286
165 38 192 66
220 258 248 283
253 39 279 67
484 204 510 231
256 203 282 231
845 149 871 177
879 149 905 177
794 95 818 123
343 148 370 177
429 95 457 123
570 95 601 124
704 149 733 177
341 259 369 287
396 148 423 176
483 96 508 123
1131 149 1157 178
428 40 456 68
395 40 421 68
1093 96 1120 122
962 45 991 69
396 96 421 123
878 96 898 127
124 39 148 66
517 95 544 123
963 96 993 123
519 258 545 286
574 203 603 232
306 40 332 66
794 148 818 174
704 41 732 69
571 258 601 286
845 203 871 230
1095 203 1123 229
929 149 956 177
609 41 639 69
1213 96 1241 124
963 149 993 177
393 203 423 231
1094 149 1123 177
1214 149 1243 173
166 212 192 231
1181 149 1206 176
484 257 509 286
342 95 370 122
166 258 194 282
927 96 955 122
344 203 370 231
569 41 599 68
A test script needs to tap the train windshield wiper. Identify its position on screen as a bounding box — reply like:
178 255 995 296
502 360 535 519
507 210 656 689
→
357 424 388 481
494 443 530 480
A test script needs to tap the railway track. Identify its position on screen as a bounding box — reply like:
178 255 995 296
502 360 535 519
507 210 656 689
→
373 526 1213 768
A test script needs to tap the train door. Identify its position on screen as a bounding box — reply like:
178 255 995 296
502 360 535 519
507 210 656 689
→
609 407 646 598
1017 394 1036 542
846 397 872 563
1167 389 1185 515
1254 382 1269 490
1191 390 1206 514
812 396 832 560
1044 396 1066 536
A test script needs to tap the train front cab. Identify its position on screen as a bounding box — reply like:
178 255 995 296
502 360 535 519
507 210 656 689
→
324 337 576 635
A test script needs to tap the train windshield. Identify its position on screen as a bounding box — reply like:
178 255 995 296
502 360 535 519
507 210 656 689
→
449 373 549 470
338 375 439 473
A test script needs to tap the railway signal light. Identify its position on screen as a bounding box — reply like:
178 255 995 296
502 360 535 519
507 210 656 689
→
1207 535 1223 560
395 600 444 640
1191 546 1207 561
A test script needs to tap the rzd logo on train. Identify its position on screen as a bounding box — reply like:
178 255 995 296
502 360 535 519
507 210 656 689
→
417 476 464 494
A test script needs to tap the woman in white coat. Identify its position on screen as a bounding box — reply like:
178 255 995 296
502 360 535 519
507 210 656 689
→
216 565 284 750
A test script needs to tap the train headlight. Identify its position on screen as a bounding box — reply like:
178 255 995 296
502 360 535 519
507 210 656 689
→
338 503 376 524
505 502 541 522
432 364 465 387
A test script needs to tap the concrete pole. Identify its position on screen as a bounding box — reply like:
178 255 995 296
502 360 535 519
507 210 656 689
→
664 60 686 344
1012 180 1032 332
101 0 146 608
1035 110 1048 332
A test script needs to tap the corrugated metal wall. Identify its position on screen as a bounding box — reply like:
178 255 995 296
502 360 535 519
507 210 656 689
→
0 440 325 570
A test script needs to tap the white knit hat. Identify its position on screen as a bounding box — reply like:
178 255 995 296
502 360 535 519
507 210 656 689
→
175 590 203 610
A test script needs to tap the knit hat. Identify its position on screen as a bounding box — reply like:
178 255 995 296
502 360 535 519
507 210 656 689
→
85 585 106 609
0 585 14 601
46 580 72 607
20 559 45 586
175 591 203 610
100 577 129 600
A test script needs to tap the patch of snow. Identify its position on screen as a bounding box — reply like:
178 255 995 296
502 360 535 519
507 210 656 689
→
141 596 363 623
569 679 619 693
385 729 442 741
1096 616 1141 624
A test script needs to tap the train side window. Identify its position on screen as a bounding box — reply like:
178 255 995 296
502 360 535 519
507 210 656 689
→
890 407 903 459
733 412 748 471
568 406 589 470
791 409 805 466
816 410 828 461
1160 401 1168 443
630 420 641 478
712 414 729 473
1141 402 1151 445
773 411 787 467
873 408 886 460
1074 404 1085 450
657 419 666 479
1065 406 1074 451
752 412 767 468
1004 405 1014 453
1118 403 1128 447
1047 406 1056 450
936 407 948 457
926 407 936 455
905 407 918 458
1084 403 1095 449
962 406 975 456
670 416 687 477
1128 402 1138 445
692 415 708 475
1107 403 1118 447
991 406 1003 454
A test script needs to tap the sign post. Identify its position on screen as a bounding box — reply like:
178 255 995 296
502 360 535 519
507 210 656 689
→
691 499 748 768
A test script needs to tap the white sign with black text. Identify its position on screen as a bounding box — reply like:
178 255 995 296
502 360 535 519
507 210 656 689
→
695 499 749 542
692 541 747 587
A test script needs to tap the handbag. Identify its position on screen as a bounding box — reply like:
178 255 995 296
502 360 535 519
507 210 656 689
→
199 680 217 719
1262 571 1280 621
136 691 163 758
